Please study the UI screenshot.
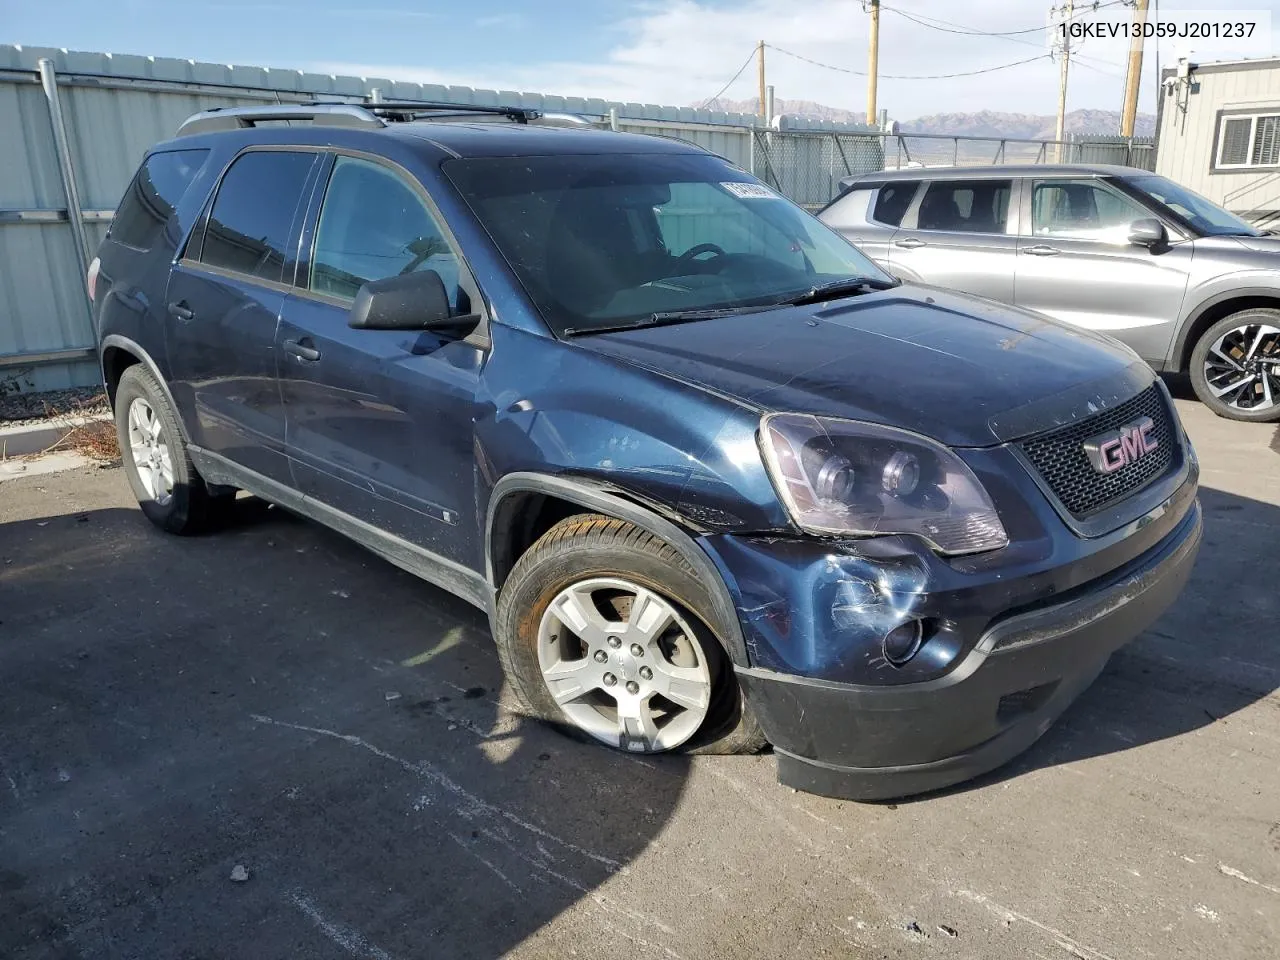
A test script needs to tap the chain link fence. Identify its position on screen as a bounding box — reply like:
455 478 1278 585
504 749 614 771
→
753 130 1157 209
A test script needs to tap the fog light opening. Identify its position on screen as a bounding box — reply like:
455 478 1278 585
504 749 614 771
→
883 619 925 666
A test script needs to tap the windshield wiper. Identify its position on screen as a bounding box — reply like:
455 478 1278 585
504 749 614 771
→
563 304 779 337
774 276 898 307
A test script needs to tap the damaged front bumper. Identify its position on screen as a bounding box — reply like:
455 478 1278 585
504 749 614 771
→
702 468 1202 801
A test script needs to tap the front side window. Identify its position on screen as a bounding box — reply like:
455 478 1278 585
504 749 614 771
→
444 152 890 336
310 156 461 307
1126 174 1258 237
199 151 315 283
1030 179 1149 242
1217 112 1280 168
109 149 209 251
914 180 1010 234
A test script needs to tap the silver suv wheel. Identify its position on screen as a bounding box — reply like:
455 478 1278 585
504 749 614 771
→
1203 322 1280 412
537 576 712 753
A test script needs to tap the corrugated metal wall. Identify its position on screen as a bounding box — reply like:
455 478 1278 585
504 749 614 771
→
1156 60 1280 212
0 43 880 391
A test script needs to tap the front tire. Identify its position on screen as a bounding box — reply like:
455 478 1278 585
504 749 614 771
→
1189 310 1280 422
495 515 766 756
114 365 211 533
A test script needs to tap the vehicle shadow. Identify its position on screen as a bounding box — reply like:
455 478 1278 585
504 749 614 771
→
0 495 690 960
914 481 1280 800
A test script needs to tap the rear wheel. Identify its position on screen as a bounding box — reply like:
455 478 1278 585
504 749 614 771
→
114 365 211 533
1190 309 1280 422
495 514 766 755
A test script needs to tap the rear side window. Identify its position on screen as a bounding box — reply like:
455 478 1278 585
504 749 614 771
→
109 149 209 251
871 182 919 226
199 151 315 283
915 179 1012 234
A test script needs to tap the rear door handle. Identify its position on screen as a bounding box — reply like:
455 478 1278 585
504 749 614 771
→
894 237 927 249
284 338 321 362
1024 245 1061 256
167 300 194 321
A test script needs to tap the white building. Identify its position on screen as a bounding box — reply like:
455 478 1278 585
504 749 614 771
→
1155 56 1280 229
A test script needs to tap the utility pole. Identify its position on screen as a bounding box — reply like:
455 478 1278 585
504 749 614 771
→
867 0 881 125
1053 0 1074 162
1119 0 1150 136
757 41 767 122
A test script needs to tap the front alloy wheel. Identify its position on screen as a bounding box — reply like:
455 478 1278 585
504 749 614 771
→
537 577 712 753
1191 310 1280 422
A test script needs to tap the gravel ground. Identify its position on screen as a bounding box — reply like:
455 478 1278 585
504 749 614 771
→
1 397 1277 960
0 387 110 426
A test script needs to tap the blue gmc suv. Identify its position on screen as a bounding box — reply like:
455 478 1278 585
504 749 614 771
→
89 101 1202 800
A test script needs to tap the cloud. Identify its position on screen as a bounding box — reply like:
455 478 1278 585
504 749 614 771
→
308 0 1280 119
475 13 525 29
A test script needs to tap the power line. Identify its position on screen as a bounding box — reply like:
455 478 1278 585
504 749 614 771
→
767 43 1050 80
698 47 759 109
879 0 1129 39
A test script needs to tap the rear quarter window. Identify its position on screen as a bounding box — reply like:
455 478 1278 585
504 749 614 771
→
108 149 209 251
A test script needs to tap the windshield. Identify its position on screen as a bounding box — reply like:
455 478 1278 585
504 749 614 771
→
1127 174 1260 237
444 152 892 335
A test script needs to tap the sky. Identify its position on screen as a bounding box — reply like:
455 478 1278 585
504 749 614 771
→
3 0 1278 120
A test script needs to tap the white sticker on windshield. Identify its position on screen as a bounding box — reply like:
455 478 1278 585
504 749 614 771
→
721 181 778 199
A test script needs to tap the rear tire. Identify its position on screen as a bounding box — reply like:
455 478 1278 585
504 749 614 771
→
114 365 211 534
495 514 766 756
1189 309 1280 422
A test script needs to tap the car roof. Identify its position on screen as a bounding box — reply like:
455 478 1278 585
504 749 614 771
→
155 118 704 161
843 163 1153 186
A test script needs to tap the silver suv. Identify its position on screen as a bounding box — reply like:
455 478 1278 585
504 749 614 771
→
820 164 1280 422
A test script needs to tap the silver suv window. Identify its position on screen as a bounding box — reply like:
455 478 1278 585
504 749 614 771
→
912 180 1012 234
1029 179 1148 243
871 182 920 226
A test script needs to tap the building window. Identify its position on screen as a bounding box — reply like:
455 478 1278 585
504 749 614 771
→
1217 113 1280 169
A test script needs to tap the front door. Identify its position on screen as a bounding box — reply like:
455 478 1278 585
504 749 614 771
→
1013 177 1194 365
165 148 318 483
278 153 484 567
887 177 1018 303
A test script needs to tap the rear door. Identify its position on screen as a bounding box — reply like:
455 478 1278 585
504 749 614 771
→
277 153 484 566
887 177 1018 303
1013 177 1194 364
164 148 319 484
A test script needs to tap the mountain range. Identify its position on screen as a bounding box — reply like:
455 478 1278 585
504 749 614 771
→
702 98 1157 138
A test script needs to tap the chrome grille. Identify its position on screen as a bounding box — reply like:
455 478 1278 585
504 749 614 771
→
1018 385 1176 517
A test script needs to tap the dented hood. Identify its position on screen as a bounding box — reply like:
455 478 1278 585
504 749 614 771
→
574 284 1146 448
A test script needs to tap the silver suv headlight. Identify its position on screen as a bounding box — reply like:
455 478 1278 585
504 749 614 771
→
758 413 1008 555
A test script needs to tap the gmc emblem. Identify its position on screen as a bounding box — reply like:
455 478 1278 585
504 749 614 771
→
1083 416 1159 475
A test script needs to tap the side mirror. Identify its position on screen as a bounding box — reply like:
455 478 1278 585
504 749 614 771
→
1128 218 1168 248
348 269 454 330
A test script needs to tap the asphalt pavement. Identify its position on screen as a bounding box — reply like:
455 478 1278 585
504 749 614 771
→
1 394 1277 960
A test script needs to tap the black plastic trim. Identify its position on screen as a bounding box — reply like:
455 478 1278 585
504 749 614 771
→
98 335 189 441
485 472 750 666
190 446 492 611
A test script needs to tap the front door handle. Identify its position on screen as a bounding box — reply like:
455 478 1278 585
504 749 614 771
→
894 237 927 249
167 301 194 321
1024 244 1061 256
284 338 321 362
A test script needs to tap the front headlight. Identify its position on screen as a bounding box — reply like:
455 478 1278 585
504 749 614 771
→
758 413 1008 555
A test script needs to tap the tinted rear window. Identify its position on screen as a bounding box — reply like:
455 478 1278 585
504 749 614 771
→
871 181 919 226
109 149 209 251
915 179 1011 234
199 151 315 283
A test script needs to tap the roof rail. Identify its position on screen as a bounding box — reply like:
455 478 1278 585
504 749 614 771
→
176 99 549 137
177 104 384 137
